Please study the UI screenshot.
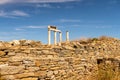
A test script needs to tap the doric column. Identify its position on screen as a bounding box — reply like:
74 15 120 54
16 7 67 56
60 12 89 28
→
54 31 57 45
59 32 62 46
66 31 69 42
48 27 51 45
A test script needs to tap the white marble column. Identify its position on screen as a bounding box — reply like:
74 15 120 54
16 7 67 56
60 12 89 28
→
66 31 69 42
59 32 62 46
60 32 62 43
54 31 57 45
48 28 51 45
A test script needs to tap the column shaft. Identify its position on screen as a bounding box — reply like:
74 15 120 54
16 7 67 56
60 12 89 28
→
59 32 62 46
60 32 62 43
54 31 57 45
66 31 69 42
48 29 51 45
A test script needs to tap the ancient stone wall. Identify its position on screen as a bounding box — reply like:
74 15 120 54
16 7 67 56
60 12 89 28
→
0 37 120 80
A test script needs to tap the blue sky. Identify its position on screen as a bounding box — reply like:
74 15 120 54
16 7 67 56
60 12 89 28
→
0 0 120 44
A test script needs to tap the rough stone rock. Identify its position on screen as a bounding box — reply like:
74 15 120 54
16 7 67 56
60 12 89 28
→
21 78 38 80
26 67 40 72
47 71 53 77
0 37 120 80
34 71 46 77
8 52 16 56
0 58 8 62
35 60 44 67
0 51 6 57
9 40 20 46
1 75 15 80
0 66 25 75
14 72 35 79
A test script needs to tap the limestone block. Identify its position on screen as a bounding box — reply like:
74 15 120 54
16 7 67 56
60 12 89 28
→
9 56 23 62
39 66 48 71
0 62 4 65
59 70 66 75
0 58 9 62
22 49 31 53
47 55 53 58
0 51 6 57
42 50 50 54
53 70 59 75
21 78 38 80
0 64 8 68
1 75 15 80
26 67 39 72
8 52 16 56
14 72 35 79
50 66 60 70
0 66 25 75
35 60 44 67
34 71 46 77
47 71 53 77
9 61 22 66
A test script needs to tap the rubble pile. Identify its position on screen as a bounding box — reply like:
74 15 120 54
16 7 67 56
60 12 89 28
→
0 37 120 80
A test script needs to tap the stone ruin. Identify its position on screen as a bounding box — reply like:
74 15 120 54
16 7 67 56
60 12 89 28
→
48 25 69 46
0 27 120 80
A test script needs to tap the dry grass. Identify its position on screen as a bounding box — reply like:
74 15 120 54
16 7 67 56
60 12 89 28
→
79 36 116 43
96 63 120 80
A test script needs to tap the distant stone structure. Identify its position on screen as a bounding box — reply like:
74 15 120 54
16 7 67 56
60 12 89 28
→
48 26 62 45
48 25 69 45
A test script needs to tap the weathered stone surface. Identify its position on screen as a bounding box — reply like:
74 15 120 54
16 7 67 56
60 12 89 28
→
1 75 15 80
0 58 9 62
35 60 44 67
0 66 25 75
0 37 120 80
21 78 38 80
26 67 39 72
9 61 22 66
0 51 6 57
47 71 53 77
14 72 35 79
34 71 46 77
8 52 16 56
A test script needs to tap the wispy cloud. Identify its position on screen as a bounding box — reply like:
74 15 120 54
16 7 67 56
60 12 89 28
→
26 26 47 29
15 28 25 31
15 25 47 31
0 10 29 18
36 4 52 8
95 26 112 29
0 0 81 5
12 10 29 17
59 19 81 23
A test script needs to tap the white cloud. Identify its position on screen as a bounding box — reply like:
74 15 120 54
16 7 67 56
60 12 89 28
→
36 4 52 8
59 19 81 23
0 0 13 4
0 11 7 17
26 26 47 29
0 10 29 18
95 26 112 29
36 4 62 8
0 0 81 4
15 28 25 31
15 25 47 31
12 10 29 16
